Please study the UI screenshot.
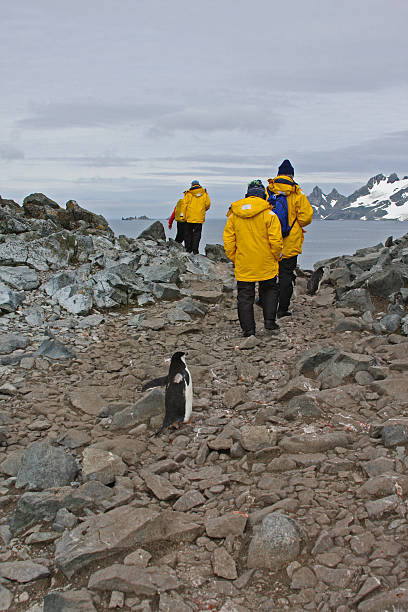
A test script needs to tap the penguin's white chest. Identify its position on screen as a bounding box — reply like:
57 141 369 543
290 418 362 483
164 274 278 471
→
183 367 193 422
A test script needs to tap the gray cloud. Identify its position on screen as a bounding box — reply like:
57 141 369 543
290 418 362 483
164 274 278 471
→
150 106 280 135
17 101 180 130
0 144 24 160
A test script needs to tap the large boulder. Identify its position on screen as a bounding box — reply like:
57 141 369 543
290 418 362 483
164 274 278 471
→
110 387 165 430
55 506 203 578
0 284 24 313
247 512 304 570
367 268 403 298
138 221 166 242
15 442 79 491
205 243 230 262
0 333 29 354
337 288 375 312
43 589 97 611
0 265 39 290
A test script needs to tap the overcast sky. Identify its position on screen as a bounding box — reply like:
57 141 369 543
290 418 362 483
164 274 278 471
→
1 0 407 217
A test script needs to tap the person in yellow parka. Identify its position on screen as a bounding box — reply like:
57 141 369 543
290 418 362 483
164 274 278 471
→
182 180 211 254
223 180 283 337
266 159 313 318
168 197 186 244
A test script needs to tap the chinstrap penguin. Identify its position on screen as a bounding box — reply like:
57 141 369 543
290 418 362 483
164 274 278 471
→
142 351 193 436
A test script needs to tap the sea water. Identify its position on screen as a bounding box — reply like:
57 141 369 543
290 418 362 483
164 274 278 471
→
108 218 408 270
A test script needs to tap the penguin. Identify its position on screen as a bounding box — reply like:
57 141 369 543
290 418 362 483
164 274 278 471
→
142 351 193 436
306 266 324 295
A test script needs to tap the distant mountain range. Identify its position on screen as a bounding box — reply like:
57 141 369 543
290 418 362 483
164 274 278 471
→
308 173 408 220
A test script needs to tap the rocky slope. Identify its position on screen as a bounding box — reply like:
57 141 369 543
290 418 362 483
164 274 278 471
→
1 193 408 611
308 173 408 221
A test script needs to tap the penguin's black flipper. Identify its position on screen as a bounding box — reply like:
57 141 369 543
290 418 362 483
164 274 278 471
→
141 376 168 392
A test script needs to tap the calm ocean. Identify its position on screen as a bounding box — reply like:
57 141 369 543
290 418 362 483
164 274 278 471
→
108 218 408 270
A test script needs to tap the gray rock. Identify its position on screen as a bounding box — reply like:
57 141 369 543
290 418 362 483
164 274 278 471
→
335 316 364 332
367 268 403 298
53 508 78 532
35 339 75 360
110 387 165 430
87 563 179 594
212 547 237 580
77 314 104 329
0 265 39 290
55 505 202 577
295 347 338 377
365 494 400 518
55 285 93 315
10 491 66 534
337 288 375 312
58 429 91 448
68 389 106 416
240 425 277 452
0 450 24 476
0 231 77 271
16 442 78 490
205 512 247 538
141 470 182 501
381 424 408 447
138 264 180 285
25 305 45 326
0 561 50 583
277 376 321 401
379 313 401 333
167 308 192 323
173 490 206 512
149 283 182 301
0 333 29 354
177 297 208 316
205 244 229 262
284 395 322 421
43 589 97 611
138 221 166 241
82 447 127 485
279 432 350 453
0 585 12 610
247 512 303 570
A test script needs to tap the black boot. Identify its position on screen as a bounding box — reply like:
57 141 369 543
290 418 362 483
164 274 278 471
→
242 329 256 337
265 320 279 330
277 310 292 319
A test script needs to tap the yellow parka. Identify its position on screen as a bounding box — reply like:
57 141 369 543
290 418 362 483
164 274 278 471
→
183 185 211 224
223 196 283 282
266 175 313 259
174 198 185 222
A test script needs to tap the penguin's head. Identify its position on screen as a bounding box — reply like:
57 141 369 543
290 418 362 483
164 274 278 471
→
169 351 187 366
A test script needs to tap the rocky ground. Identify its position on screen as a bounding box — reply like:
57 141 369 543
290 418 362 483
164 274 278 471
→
1 194 408 611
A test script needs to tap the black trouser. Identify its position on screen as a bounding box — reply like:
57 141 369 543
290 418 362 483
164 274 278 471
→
175 221 185 244
237 277 279 334
278 255 297 312
184 222 202 254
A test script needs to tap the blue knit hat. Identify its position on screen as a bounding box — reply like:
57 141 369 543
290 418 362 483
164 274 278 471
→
278 159 294 176
246 179 266 199
191 180 200 186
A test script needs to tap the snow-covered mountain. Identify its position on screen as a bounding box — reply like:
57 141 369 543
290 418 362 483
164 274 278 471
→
308 173 408 220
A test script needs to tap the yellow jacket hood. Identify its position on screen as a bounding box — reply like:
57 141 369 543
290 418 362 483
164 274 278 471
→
267 175 300 197
230 196 270 218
